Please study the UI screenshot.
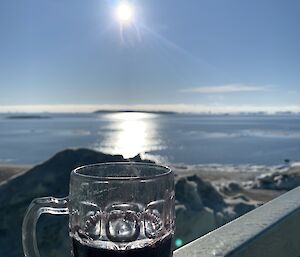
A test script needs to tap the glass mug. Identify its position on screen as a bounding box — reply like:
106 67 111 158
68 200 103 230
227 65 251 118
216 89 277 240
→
22 162 175 257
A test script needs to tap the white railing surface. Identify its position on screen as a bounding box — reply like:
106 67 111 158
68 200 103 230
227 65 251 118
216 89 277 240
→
173 186 300 257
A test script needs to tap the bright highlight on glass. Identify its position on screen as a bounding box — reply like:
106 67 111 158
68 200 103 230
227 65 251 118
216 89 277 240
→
115 2 134 24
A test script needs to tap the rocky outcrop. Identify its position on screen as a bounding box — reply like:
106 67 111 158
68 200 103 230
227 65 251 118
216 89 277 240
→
187 175 226 212
0 149 151 257
0 148 258 257
249 166 300 191
174 176 257 246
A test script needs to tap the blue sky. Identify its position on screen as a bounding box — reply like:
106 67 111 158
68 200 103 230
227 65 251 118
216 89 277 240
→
0 0 300 112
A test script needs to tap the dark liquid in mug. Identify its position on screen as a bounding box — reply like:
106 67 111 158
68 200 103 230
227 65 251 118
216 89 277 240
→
72 236 173 257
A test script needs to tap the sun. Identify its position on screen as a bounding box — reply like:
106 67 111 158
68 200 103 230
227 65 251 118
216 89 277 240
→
115 2 134 24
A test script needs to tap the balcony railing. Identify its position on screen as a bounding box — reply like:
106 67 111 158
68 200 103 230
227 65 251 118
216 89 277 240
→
173 186 300 257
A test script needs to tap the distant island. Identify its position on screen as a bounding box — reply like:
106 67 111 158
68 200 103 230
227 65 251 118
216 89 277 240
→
6 115 51 119
93 110 300 116
93 110 176 115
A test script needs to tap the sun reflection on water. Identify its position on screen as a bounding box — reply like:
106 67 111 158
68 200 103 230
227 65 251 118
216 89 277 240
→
96 112 164 159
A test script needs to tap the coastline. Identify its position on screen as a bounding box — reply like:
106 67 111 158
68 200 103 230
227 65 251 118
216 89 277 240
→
0 163 32 184
172 163 292 183
0 161 280 183
172 163 291 202
1 160 298 203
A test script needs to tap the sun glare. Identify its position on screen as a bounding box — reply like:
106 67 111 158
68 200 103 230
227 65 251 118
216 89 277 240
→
115 2 134 24
96 112 164 159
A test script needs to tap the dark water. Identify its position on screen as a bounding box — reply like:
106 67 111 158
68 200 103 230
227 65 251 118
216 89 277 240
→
72 237 173 257
1 112 300 165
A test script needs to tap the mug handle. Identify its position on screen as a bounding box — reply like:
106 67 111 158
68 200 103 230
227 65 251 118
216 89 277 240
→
22 197 69 257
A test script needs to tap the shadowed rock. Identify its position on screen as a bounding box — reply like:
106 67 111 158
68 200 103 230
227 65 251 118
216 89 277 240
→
0 149 258 256
175 178 203 211
0 149 150 257
251 167 300 190
187 175 226 212
174 175 257 246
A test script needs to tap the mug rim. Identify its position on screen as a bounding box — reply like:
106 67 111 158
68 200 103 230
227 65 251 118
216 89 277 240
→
72 162 172 181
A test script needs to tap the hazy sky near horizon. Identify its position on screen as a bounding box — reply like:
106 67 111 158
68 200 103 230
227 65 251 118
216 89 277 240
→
0 0 300 111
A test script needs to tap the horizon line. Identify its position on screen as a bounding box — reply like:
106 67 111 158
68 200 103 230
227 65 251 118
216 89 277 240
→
1 104 300 114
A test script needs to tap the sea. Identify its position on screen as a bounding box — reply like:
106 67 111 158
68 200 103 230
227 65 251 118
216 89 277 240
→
1 112 300 167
